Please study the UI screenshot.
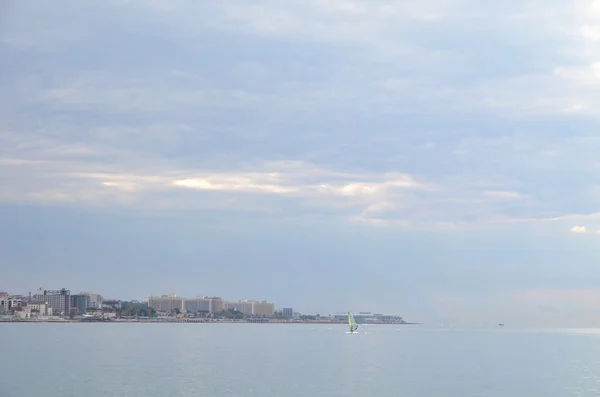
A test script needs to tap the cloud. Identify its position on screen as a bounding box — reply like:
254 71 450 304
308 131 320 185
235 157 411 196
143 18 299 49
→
2 0 600 230
570 225 588 233
568 224 600 235
172 174 298 195
0 143 549 227
0 154 434 222
482 190 523 200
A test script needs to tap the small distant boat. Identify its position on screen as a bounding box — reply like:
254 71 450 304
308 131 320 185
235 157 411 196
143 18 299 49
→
348 312 358 334
499 323 504 327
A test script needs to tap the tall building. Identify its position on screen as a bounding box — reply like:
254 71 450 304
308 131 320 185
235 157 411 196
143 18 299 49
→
225 300 254 315
184 296 225 313
252 301 275 316
33 288 70 316
225 300 275 316
71 295 90 315
184 298 201 313
209 297 224 313
79 292 103 309
148 294 184 313
282 308 293 317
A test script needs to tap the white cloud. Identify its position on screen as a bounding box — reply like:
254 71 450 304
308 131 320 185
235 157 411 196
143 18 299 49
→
568 224 600 235
0 152 542 227
570 225 588 233
101 181 138 191
172 175 297 195
553 63 600 86
577 25 600 40
0 154 430 220
482 190 523 200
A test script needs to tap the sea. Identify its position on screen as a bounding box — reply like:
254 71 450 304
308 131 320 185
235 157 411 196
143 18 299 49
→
1 323 600 397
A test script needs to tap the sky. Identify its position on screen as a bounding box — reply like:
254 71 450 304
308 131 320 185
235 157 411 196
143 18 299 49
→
2 0 600 326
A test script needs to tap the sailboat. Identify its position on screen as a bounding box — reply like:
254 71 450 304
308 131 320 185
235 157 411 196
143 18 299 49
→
347 312 358 334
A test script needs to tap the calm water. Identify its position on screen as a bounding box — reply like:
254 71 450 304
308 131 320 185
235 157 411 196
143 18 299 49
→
1 323 600 396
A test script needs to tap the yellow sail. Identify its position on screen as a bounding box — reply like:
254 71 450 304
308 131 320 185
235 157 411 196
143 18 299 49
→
348 312 358 332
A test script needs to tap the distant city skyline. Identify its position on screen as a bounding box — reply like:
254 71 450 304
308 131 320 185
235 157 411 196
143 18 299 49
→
1 283 405 318
4 1 600 327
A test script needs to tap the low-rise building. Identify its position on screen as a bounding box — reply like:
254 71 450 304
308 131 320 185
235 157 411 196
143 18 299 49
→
332 312 406 324
121 300 149 313
102 300 122 310
25 302 53 316
85 308 116 319
0 294 22 313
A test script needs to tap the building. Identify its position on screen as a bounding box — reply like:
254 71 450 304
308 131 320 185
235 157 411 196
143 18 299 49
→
209 297 224 313
224 300 254 315
102 300 122 310
121 300 148 312
225 300 275 316
71 295 90 315
0 293 22 313
332 312 406 324
33 288 70 316
252 301 275 316
148 294 184 313
282 308 293 317
184 296 225 313
79 292 103 309
85 308 116 319
183 297 203 313
25 302 53 316
148 294 273 316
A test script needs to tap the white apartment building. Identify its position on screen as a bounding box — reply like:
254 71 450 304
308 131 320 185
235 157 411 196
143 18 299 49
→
225 300 275 316
148 294 184 312
0 293 22 313
252 301 275 316
183 296 224 313
146 294 275 316
25 302 53 316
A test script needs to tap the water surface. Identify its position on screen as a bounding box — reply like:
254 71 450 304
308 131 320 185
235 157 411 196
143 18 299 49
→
1 323 599 396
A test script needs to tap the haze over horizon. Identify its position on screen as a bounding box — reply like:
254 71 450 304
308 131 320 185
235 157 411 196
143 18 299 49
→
3 0 600 327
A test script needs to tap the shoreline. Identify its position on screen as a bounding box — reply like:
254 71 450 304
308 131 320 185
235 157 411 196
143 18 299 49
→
0 318 420 325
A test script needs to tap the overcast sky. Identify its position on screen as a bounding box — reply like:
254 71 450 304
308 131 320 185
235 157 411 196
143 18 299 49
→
2 0 600 326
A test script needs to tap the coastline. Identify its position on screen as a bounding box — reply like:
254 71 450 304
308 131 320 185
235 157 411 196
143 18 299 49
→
0 318 419 325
